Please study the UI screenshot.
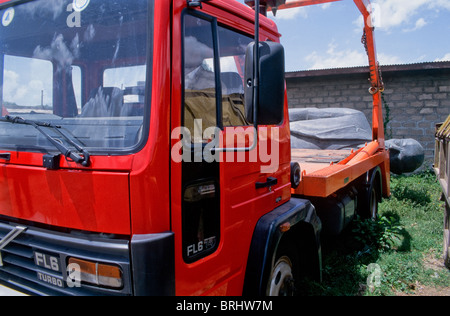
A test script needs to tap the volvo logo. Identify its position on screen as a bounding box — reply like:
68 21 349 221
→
0 226 27 266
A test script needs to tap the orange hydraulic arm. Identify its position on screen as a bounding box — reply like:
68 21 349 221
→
245 0 341 16
251 0 391 198
271 0 339 9
268 0 341 12
353 0 385 148
256 0 385 148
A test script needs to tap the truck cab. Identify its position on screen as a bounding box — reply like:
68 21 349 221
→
0 0 312 295
0 0 389 296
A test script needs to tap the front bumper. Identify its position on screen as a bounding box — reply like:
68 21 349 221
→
0 220 174 296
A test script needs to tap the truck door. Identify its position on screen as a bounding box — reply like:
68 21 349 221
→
171 5 291 295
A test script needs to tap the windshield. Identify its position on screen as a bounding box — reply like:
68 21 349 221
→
0 0 151 154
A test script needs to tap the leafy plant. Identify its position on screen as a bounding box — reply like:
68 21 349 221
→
381 91 392 139
352 215 403 251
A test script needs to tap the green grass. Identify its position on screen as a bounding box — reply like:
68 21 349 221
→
307 170 450 296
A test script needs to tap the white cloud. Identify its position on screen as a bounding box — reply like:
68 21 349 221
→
3 72 30 105
413 17 427 29
305 42 366 69
269 7 307 20
3 58 53 106
305 42 402 69
377 53 402 65
267 0 309 20
403 17 427 32
354 0 450 31
3 70 20 102
429 0 450 10
435 53 450 62
268 0 335 20
320 3 332 10
377 0 425 29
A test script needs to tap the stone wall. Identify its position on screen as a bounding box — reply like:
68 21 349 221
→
285 62 450 166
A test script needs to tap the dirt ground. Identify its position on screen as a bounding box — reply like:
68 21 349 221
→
396 255 450 296
396 284 450 296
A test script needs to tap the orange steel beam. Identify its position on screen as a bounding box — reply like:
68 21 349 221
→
270 0 341 10
270 0 385 148
346 140 379 165
268 0 390 198
353 0 385 148
292 150 389 197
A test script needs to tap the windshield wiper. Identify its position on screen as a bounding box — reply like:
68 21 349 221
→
1 115 90 167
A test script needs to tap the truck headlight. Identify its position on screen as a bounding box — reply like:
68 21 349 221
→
67 257 123 289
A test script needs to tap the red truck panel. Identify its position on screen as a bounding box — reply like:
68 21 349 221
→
0 164 131 235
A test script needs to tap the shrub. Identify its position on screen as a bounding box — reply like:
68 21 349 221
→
352 215 403 252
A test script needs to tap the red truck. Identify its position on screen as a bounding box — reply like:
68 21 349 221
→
0 0 389 295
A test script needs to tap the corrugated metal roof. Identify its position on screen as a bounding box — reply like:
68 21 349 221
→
285 61 450 78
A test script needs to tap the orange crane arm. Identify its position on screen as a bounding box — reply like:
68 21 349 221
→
263 0 385 147
246 0 342 16
271 0 341 10
353 0 385 148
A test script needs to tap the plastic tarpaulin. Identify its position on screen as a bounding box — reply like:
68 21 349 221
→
289 108 372 150
385 138 424 174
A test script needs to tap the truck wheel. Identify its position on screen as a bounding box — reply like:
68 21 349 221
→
368 186 378 220
357 185 378 220
267 240 302 296
358 169 380 220
444 204 450 269
267 256 295 296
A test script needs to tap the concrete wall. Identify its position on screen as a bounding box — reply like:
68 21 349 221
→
285 62 450 166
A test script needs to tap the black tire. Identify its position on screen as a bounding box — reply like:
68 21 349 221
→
358 170 380 220
266 243 300 296
368 185 379 220
290 162 301 189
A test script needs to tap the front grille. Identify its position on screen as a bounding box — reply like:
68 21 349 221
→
0 221 132 296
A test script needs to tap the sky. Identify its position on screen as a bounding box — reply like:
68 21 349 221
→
3 0 450 106
236 0 450 72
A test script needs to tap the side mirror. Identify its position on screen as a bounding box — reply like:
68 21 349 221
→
245 41 285 125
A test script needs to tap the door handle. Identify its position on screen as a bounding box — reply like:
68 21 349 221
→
0 153 10 161
255 177 277 189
